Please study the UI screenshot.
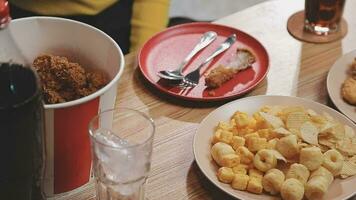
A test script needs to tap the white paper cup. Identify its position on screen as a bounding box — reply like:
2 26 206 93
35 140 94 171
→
0 17 125 196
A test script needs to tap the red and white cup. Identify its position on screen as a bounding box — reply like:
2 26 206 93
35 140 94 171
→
0 17 125 196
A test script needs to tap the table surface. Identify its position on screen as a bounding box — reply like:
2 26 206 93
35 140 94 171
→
54 0 356 199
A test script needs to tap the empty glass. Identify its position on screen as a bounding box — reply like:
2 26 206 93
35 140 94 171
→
89 108 155 200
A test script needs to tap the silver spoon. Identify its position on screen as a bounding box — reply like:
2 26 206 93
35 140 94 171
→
157 31 217 80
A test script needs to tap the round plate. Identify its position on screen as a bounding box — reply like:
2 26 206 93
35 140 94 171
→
327 49 356 122
193 95 356 200
138 22 269 101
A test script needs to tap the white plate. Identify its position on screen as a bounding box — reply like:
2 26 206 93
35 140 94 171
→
193 95 356 200
327 49 356 122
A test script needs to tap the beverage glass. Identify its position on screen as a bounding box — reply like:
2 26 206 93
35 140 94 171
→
0 63 45 199
304 0 346 35
89 108 155 200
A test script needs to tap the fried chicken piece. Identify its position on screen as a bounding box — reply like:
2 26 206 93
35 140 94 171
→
342 77 356 105
351 58 356 79
87 71 107 89
47 56 86 89
43 88 66 104
32 54 108 104
205 65 237 88
205 48 256 89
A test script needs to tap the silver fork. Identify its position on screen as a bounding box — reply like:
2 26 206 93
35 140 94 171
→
180 34 237 88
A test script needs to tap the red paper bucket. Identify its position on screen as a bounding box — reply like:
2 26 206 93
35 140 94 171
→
0 17 125 196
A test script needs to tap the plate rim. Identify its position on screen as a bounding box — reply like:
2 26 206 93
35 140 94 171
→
326 49 356 122
193 95 356 200
137 22 270 102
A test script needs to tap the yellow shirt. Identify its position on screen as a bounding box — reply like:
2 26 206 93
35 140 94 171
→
9 0 170 52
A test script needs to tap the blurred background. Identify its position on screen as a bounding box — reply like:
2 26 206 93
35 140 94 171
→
169 0 270 26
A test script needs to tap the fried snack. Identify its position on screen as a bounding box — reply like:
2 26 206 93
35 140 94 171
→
300 147 324 171
249 168 264 179
341 77 356 105
305 176 330 200
259 112 284 129
212 129 233 144
217 167 235 183
305 167 334 200
340 160 356 178
262 169 285 195
276 135 300 159
233 111 251 128
286 163 310 185
205 49 255 88
247 177 263 194
300 122 319 145
253 149 277 172
33 54 108 104
232 174 249 190
351 58 356 79
286 111 310 130
231 136 245 150
211 142 235 166
232 164 248 175
205 65 236 88
236 146 254 164
310 166 334 184
280 178 304 200
210 105 356 198
247 137 268 153
220 154 240 168
322 149 344 176
267 138 279 149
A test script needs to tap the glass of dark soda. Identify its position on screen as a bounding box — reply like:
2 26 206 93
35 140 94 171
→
304 0 346 35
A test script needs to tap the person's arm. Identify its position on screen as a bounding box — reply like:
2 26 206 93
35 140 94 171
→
130 0 170 52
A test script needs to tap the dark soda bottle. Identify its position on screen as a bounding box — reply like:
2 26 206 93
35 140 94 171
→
0 63 45 200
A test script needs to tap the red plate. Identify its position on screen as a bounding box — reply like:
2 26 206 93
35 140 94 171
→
138 22 269 101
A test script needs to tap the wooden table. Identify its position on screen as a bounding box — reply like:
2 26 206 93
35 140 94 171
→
55 0 356 199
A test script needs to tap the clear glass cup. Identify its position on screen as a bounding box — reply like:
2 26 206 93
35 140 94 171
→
304 0 346 35
89 108 155 200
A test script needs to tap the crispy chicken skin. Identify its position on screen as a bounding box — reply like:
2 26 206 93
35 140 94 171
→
205 49 256 89
33 54 108 104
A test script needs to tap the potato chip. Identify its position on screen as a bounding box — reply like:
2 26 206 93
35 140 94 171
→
307 109 318 116
289 128 302 138
319 122 337 133
322 111 334 122
282 106 306 115
345 125 355 139
267 105 285 116
298 142 311 148
318 137 336 149
311 115 329 125
340 160 356 179
300 121 319 145
348 155 356 164
268 149 287 162
272 127 291 136
329 123 346 141
286 112 310 130
318 144 330 153
336 138 356 156
218 121 233 131
259 112 284 129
